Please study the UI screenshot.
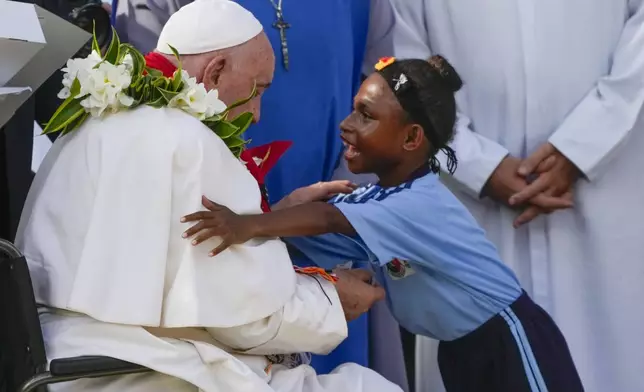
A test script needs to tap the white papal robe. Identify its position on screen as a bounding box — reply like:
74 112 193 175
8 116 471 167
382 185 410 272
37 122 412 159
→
15 105 401 392
379 1 644 391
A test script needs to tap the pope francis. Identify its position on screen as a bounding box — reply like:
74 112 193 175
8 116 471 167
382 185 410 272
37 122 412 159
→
14 1 401 391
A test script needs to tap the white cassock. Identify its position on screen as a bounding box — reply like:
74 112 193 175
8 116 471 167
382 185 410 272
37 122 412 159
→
372 1 644 391
15 105 402 392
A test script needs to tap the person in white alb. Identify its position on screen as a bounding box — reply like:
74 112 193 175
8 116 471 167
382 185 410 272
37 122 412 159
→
372 1 644 391
14 1 403 391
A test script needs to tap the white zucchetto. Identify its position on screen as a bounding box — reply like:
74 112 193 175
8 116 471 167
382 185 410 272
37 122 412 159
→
156 0 264 55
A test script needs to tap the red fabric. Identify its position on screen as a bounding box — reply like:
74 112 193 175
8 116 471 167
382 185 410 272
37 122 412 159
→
240 141 292 212
144 52 291 212
144 52 178 78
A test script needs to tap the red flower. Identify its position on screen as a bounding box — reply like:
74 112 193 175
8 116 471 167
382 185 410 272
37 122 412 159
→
143 52 178 77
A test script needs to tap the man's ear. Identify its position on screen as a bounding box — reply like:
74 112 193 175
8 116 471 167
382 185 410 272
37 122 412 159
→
203 55 227 89
402 124 425 152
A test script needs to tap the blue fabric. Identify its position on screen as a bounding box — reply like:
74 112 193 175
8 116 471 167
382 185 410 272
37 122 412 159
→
310 313 369 374
287 173 523 341
111 0 118 23
239 0 370 204
238 0 371 373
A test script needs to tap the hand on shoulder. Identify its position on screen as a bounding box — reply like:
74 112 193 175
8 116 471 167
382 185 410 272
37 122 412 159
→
273 181 357 211
181 196 257 256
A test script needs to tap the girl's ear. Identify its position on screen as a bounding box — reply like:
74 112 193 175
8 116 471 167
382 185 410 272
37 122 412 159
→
402 124 424 152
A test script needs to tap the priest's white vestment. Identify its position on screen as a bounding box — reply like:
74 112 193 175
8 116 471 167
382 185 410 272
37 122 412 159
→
381 1 644 391
16 105 402 392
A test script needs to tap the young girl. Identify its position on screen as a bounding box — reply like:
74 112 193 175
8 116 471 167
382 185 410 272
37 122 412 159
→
182 57 583 392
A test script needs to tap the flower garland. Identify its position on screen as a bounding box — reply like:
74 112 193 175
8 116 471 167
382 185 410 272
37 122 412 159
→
44 28 256 158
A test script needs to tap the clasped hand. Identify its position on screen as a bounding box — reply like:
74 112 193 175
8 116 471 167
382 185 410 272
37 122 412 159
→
485 143 580 227
334 269 386 321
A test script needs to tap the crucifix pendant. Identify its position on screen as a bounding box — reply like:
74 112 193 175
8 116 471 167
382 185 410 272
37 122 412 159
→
272 10 290 71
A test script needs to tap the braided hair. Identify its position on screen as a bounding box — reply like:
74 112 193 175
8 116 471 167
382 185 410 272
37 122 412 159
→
376 56 462 175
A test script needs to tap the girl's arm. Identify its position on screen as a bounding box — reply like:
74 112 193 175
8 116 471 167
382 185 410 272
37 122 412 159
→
249 202 356 238
271 181 357 211
181 196 356 256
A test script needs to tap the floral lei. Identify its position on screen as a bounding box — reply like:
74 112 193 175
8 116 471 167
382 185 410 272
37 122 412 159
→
44 28 256 158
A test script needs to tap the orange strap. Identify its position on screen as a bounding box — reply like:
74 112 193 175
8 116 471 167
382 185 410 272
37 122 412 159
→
293 266 338 283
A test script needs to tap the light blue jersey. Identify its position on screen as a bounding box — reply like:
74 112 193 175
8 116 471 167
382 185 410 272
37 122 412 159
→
286 173 522 341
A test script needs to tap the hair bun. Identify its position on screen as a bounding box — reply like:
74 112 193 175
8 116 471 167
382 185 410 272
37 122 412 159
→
427 55 463 92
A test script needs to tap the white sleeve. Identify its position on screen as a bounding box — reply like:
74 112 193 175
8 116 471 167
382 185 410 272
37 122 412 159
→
437 113 509 197
549 0 644 181
367 0 509 196
362 0 430 74
206 274 348 355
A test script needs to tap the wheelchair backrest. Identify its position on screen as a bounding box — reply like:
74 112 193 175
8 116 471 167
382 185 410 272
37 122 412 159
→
0 240 47 392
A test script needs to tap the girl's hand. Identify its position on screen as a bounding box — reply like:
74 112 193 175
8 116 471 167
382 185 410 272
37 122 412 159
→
181 196 256 256
273 180 357 210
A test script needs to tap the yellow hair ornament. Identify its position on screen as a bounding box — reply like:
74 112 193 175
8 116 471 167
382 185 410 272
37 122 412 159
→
374 57 396 71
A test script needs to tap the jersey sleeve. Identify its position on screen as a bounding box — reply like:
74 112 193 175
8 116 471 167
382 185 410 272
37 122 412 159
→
333 181 497 270
284 234 372 270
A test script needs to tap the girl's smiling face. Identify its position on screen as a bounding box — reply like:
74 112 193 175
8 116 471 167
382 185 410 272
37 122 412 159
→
339 73 410 176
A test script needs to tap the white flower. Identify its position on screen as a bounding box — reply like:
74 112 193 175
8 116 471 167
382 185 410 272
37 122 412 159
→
122 54 134 72
168 70 227 120
57 50 102 99
77 61 134 117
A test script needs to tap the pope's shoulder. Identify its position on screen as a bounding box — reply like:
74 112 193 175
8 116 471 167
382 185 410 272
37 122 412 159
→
77 105 232 157
88 105 211 138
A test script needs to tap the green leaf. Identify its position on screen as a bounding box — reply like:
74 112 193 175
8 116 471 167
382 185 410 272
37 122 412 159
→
44 96 79 133
147 96 167 108
60 111 89 135
168 45 183 92
158 88 180 102
230 146 244 158
214 121 240 140
223 82 257 114
202 114 223 126
225 135 248 149
145 67 163 77
104 27 120 64
69 77 82 98
120 44 146 83
153 78 171 91
91 21 101 55
230 112 253 134
43 99 85 134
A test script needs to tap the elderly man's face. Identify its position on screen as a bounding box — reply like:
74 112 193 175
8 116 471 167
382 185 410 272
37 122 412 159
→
203 33 275 123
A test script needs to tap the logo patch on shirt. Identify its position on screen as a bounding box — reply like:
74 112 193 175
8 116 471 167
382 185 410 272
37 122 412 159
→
386 258 415 280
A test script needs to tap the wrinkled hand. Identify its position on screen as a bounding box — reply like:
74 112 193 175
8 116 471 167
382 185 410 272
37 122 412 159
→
273 181 357 211
334 269 385 322
484 156 572 211
181 196 255 256
510 143 580 227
